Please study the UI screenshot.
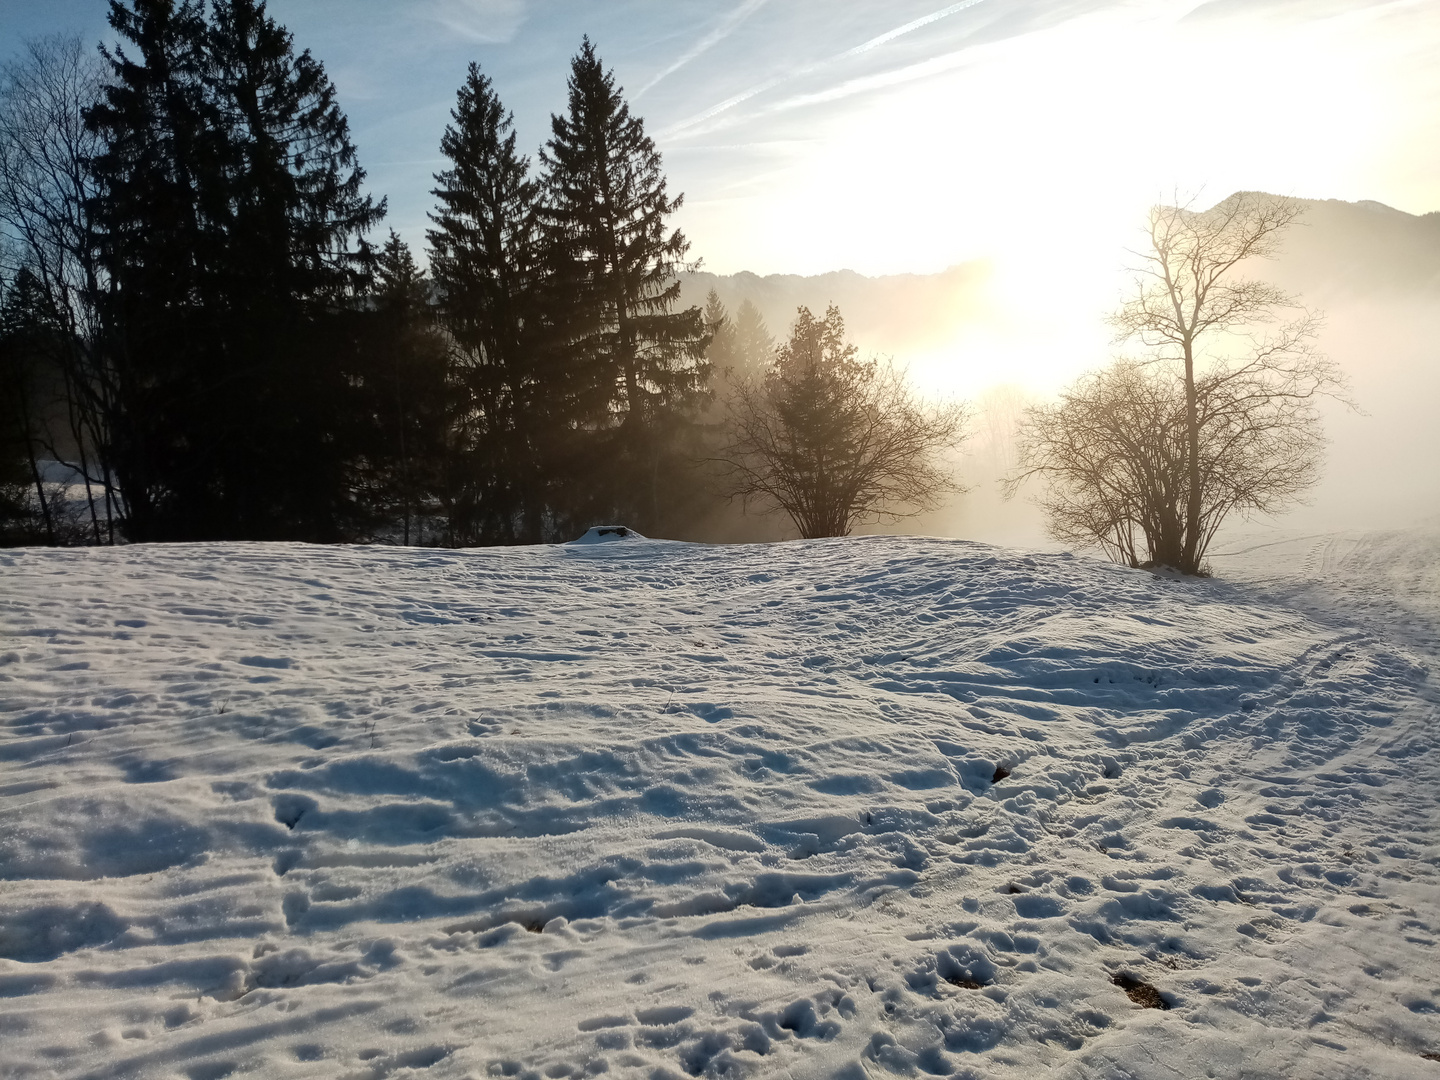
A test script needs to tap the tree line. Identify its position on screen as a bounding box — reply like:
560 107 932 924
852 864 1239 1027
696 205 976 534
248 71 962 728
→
1 2 964 549
1 2 1345 570
0 5 691 545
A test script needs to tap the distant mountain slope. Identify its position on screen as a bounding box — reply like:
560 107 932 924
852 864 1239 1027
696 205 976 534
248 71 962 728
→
681 195 1440 344
679 260 992 357
1262 196 1440 298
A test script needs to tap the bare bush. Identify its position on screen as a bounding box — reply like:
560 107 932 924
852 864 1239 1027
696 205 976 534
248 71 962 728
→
0 35 115 543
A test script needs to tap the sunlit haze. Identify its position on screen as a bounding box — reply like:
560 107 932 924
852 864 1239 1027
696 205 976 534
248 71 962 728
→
4 0 1437 527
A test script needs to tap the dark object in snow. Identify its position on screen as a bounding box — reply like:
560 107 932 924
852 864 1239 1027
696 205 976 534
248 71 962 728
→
1112 972 1169 1010
945 975 984 990
1421 1052 1440 1062
992 765 1011 783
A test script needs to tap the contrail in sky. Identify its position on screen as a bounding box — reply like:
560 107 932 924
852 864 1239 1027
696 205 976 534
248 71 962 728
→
659 0 989 138
635 0 771 100
839 0 990 59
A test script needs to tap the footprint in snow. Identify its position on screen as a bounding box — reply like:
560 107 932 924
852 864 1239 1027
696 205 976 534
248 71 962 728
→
239 655 294 669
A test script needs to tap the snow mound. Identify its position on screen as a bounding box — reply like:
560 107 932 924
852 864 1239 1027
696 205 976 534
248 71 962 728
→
0 533 1437 1079
570 524 647 544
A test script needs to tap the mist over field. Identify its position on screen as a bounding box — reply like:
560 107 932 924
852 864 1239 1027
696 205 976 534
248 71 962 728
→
684 196 1440 548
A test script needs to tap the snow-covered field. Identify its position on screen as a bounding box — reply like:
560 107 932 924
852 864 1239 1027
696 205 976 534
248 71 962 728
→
2 529 1438 1079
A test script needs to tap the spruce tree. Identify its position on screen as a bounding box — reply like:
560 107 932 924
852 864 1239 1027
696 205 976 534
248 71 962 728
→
203 0 383 540
539 38 709 532
87 0 383 540
702 289 739 379
427 62 550 544
86 0 218 540
207 0 380 309
356 231 449 545
732 299 775 376
702 294 773 409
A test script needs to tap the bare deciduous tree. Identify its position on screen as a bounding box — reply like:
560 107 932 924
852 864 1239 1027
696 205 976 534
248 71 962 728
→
1011 192 1348 572
1010 359 1328 568
721 304 966 539
0 35 116 543
972 384 1031 479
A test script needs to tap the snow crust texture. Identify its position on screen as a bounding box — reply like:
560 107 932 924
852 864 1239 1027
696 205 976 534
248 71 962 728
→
1 533 1438 1079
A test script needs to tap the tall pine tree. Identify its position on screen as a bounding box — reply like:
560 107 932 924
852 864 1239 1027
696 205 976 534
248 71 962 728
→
539 38 709 533
87 0 383 541
331 232 448 545
204 0 383 539
427 62 553 544
86 0 219 540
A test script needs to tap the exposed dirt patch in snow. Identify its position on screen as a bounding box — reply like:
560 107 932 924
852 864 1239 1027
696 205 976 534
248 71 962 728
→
1111 971 1169 1010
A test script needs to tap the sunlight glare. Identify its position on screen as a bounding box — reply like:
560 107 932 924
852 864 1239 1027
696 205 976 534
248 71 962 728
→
675 0 1440 401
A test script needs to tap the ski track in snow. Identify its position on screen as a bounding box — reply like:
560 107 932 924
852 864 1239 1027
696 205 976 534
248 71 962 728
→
0 532 1437 1079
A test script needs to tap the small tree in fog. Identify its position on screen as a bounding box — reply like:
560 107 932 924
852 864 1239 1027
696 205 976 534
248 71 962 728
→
702 289 739 380
721 304 966 539
730 298 774 381
1011 193 1347 572
702 291 773 399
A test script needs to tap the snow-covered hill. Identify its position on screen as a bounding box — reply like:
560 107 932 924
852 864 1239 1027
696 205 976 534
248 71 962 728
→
2 533 1438 1079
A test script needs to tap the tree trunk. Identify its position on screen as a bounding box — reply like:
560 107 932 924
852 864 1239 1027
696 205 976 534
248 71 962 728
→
62 366 104 545
1182 335 1201 574
23 432 56 546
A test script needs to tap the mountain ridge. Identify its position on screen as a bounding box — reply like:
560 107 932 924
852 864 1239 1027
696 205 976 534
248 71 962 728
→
683 194 1440 305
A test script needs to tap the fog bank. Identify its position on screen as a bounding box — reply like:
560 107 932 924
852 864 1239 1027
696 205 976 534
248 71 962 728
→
684 195 1440 550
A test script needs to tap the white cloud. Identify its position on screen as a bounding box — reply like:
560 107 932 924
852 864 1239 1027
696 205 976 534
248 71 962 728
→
836 0 988 59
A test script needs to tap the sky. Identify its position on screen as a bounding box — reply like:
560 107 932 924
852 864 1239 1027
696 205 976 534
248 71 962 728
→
2 0 1438 402
3 0 1437 276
